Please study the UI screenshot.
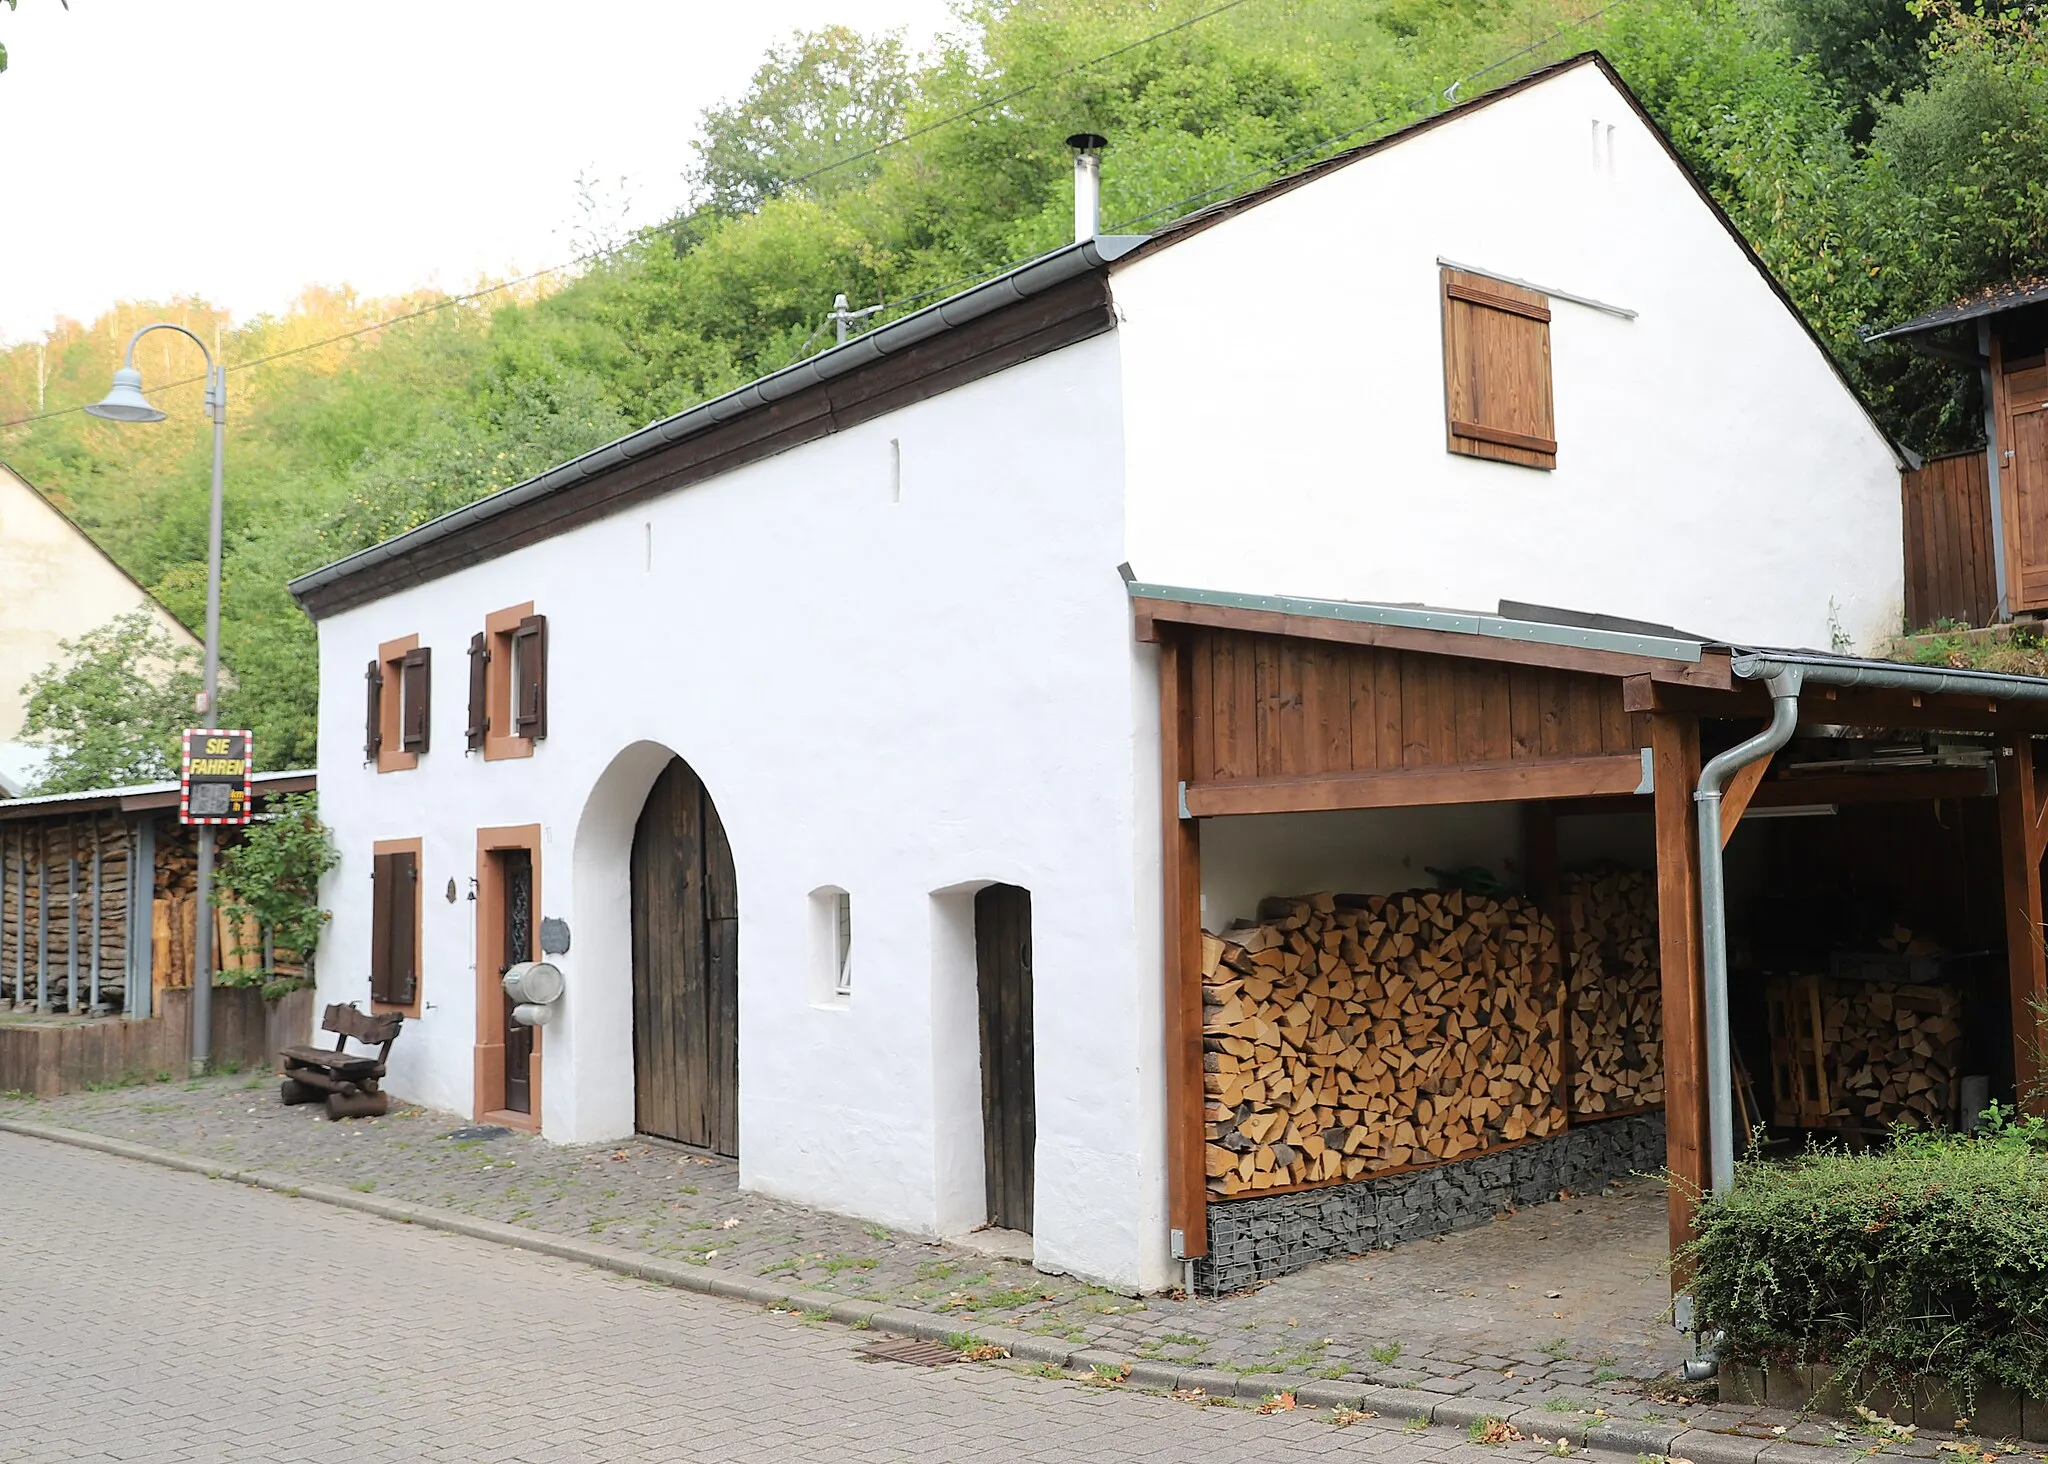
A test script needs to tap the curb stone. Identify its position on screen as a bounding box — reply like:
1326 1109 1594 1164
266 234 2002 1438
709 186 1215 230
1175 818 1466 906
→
1668 1428 1766 1463
0 1117 1918 1464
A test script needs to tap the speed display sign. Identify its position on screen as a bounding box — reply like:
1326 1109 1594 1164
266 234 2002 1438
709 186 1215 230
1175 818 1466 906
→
181 729 253 825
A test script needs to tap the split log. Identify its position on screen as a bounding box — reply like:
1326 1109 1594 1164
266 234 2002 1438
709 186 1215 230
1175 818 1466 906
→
1767 969 1962 1131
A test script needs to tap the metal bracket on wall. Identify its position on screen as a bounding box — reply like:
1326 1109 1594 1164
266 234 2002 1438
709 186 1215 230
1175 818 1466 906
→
1177 780 1192 820
1636 747 1656 795
1170 1227 1187 1260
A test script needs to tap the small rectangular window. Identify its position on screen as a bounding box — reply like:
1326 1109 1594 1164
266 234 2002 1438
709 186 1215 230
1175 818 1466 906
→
1441 266 1556 470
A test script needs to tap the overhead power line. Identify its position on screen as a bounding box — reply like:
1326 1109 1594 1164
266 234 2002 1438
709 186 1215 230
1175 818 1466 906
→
4 0 1625 431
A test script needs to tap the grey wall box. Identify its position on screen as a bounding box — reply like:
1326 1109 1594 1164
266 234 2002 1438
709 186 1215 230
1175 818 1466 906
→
540 917 571 955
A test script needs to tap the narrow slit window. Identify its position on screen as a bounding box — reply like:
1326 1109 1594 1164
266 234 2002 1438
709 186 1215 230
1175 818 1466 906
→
834 891 853 996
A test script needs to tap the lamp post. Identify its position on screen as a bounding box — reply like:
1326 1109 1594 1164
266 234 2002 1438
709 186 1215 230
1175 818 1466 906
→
87 326 227 1075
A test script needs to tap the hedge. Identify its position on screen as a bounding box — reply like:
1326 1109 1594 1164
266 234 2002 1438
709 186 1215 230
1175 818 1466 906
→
1686 1111 2048 1404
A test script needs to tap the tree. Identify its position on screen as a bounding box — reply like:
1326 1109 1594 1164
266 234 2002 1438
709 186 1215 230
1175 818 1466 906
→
1768 0 1935 141
20 610 202 794
691 26 914 215
215 792 338 996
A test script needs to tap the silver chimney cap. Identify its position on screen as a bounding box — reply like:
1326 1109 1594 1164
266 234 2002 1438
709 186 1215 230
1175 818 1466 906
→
1067 132 1107 244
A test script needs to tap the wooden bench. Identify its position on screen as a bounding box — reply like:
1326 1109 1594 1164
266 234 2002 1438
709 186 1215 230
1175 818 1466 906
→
280 1003 403 1119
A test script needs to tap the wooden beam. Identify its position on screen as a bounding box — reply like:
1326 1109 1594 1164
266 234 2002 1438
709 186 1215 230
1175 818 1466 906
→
1624 674 2048 736
1719 755 1772 847
1749 766 1996 808
1131 597 1732 688
1158 635 1208 1259
1998 736 2048 1112
1181 752 1647 818
1650 713 1707 1282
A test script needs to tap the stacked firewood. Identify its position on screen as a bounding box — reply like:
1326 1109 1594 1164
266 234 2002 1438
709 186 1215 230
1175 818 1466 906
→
1202 888 1567 1197
0 818 134 1011
1769 973 1962 1131
1563 868 1664 1116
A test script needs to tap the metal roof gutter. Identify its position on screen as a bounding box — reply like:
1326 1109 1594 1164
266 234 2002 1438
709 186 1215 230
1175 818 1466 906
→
1731 649 2048 702
1126 580 1707 663
289 235 1149 609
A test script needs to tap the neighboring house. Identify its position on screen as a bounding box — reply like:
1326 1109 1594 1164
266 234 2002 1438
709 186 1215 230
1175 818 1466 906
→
289 55 1905 1294
0 460 201 795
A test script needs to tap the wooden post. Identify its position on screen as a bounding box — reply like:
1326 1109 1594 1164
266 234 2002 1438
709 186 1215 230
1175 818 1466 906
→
1159 632 1208 1265
1997 735 2048 1110
1650 713 1706 1280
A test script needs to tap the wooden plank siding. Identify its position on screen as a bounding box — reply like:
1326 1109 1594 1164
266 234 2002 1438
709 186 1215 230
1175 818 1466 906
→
1902 449 1996 629
1185 628 1645 787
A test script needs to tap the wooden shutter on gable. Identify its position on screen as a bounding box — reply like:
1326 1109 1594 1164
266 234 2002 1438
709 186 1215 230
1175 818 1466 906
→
512 614 548 741
364 659 384 762
1441 267 1557 470
369 850 418 1007
400 647 432 754
466 631 489 751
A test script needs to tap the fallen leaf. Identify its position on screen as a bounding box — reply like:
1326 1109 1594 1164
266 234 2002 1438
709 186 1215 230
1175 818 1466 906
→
960 1343 1008 1362
718 1217 741 1229
1475 1418 1524 1445
1329 1407 1377 1428
610 1150 629 1160
1258 1391 1298 1415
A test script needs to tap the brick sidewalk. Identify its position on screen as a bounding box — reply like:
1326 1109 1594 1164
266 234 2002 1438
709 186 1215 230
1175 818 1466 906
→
3 1076 2029 1462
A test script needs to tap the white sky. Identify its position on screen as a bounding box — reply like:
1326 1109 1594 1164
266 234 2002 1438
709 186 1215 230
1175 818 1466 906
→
0 0 958 342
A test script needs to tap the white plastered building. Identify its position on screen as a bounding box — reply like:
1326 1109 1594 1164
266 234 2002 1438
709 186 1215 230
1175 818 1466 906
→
291 57 1903 1293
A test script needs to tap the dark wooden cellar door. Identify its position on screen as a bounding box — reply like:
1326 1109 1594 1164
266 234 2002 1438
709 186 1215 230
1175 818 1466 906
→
630 757 739 1156
976 884 1035 1233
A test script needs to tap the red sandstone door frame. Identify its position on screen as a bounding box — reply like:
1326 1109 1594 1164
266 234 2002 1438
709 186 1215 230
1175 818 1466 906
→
475 824 543 1132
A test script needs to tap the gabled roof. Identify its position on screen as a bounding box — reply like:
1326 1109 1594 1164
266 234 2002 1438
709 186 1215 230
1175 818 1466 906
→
0 459 201 645
290 51 1903 619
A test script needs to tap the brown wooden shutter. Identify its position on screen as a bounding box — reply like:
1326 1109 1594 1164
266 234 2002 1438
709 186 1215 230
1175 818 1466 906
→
1441 267 1556 470
399 647 432 754
512 614 548 740
369 851 395 1002
369 850 419 1007
364 659 384 762
466 631 489 751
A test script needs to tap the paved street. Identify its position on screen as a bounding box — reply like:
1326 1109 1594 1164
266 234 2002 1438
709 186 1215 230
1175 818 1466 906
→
4 1133 1585 1464
0 1075 1688 1402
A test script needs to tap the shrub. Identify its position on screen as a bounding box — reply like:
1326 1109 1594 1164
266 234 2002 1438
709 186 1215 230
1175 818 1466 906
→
1686 1109 2048 1404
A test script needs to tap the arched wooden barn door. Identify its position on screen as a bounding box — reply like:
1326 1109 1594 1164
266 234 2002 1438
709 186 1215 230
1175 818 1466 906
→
630 756 739 1155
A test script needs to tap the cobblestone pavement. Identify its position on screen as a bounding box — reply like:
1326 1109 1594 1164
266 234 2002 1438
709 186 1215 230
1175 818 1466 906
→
0 1078 1679 1397
1 1133 1668 1464
7 1077 2010 1460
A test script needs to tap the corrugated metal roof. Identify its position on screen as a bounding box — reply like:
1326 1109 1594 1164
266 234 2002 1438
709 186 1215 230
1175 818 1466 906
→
1865 276 2048 344
0 768 315 821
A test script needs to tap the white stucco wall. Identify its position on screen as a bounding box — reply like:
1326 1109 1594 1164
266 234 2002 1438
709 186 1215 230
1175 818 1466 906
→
0 462 199 750
313 335 1177 1291
1110 61 1905 653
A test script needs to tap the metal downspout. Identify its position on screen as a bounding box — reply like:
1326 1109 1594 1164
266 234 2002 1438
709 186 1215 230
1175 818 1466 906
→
1693 669 1804 1196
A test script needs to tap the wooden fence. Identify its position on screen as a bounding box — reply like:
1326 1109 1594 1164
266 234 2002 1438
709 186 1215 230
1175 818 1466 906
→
0 984 315 1099
1903 449 1996 629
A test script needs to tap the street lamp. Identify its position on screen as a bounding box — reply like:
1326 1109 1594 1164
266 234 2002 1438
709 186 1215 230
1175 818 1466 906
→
88 325 227 1075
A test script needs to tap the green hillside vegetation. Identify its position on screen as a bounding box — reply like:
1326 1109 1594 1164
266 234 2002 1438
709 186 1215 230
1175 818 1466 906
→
2 0 2045 790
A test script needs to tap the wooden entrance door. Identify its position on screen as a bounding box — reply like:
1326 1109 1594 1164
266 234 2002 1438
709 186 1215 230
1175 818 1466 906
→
630 757 739 1155
975 883 1035 1233
2011 362 2048 609
498 848 535 1115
